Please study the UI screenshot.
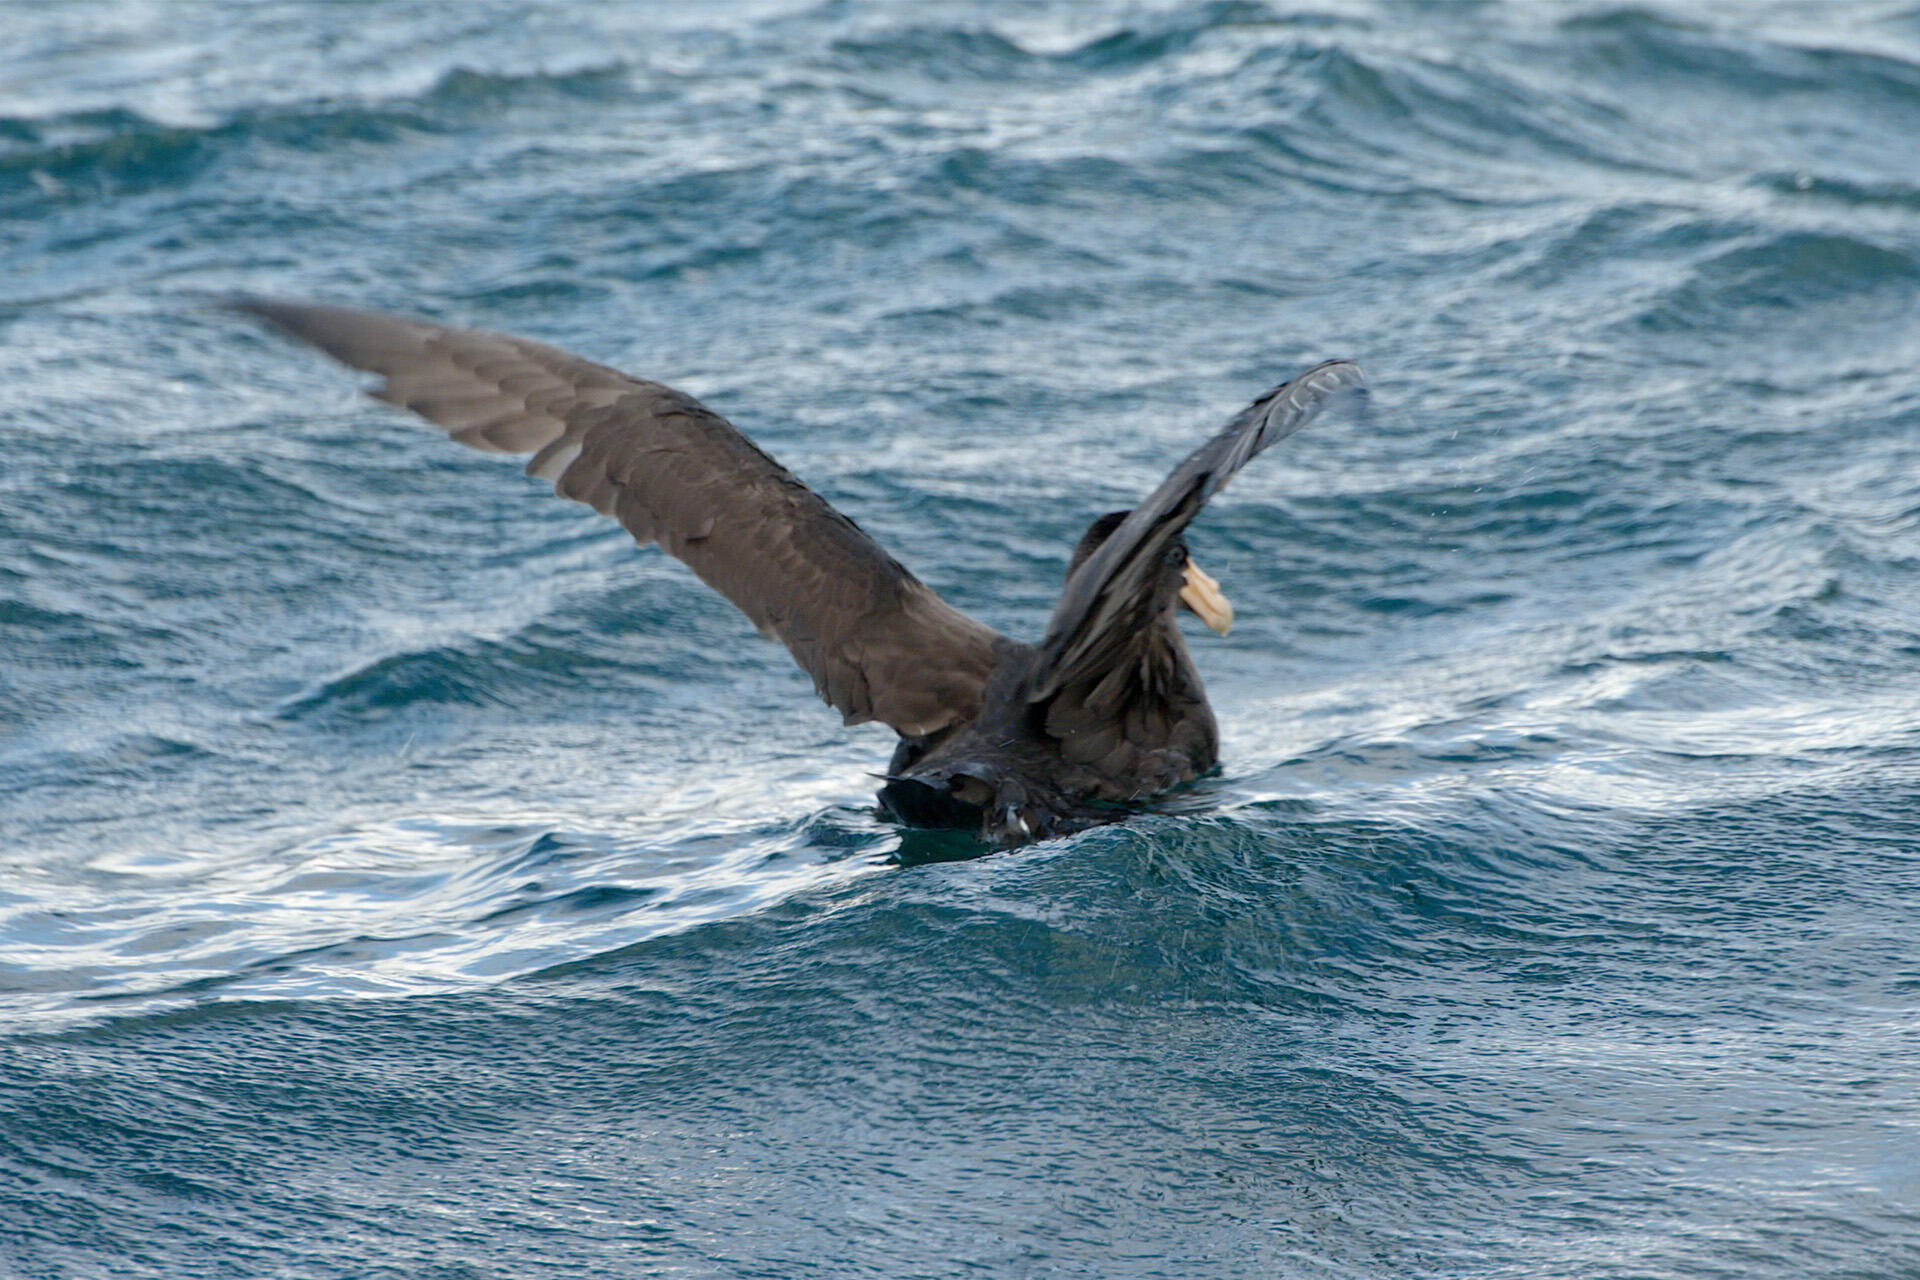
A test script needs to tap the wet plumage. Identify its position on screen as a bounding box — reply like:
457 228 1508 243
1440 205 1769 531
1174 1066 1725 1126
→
234 298 1364 845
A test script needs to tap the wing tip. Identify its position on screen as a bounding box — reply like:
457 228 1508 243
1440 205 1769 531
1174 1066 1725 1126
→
223 293 353 351
1280 357 1367 401
1251 357 1371 439
1306 357 1370 419
222 291 296 330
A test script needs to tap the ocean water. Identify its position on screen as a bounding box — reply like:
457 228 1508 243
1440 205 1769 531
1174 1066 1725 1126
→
5 0 1920 1275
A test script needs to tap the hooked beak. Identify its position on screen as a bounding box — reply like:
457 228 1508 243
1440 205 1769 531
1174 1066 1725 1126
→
1178 558 1234 636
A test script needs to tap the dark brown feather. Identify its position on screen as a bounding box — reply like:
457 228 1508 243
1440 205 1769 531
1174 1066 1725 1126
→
1031 359 1366 705
234 298 1001 738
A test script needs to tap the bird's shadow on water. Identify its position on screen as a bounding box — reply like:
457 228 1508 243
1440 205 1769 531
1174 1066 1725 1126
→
880 771 1239 867
889 827 996 867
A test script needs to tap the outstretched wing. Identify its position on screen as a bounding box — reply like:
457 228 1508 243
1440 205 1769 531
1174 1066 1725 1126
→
234 298 1003 738
1030 359 1367 703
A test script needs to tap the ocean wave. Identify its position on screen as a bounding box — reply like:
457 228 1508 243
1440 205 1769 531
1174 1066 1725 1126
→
1755 170 1920 211
821 1 1335 82
269 587 762 726
9 2 1920 1268
826 26 1044 82
1561 6 1920 109
0 103 442 210
1635 231 1920 336
0 62 633 216
419 63 633 109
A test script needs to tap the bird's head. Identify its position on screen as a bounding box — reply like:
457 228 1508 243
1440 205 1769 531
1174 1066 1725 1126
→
1068 510 1233 636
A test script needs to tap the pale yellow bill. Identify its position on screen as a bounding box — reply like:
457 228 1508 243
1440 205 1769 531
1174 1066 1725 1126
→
1178 559 1233 636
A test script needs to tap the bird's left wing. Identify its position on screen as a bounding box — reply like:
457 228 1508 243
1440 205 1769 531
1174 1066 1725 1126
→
233 299 1004 738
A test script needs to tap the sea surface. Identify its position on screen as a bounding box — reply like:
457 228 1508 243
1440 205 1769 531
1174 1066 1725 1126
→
5 1 1920 1275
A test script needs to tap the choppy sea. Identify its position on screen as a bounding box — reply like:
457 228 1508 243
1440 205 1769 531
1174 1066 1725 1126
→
5 1 1920 1275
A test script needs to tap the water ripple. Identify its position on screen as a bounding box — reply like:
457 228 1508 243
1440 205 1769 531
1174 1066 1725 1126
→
6 0 1920 1275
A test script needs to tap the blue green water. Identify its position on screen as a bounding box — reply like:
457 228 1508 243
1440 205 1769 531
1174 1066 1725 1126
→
5 1 1920 1275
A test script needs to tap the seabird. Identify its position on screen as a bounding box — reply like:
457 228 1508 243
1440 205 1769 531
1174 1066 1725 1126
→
233 299 1365 846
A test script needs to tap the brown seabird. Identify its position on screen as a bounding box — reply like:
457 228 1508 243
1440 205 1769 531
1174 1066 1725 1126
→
234 298 1365 846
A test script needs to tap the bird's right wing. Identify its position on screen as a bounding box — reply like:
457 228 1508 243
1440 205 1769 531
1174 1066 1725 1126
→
234 299 1004 738
1030 360 1367 704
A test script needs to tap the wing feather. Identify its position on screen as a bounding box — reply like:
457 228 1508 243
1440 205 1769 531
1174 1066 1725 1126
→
1031 359 1366 703
235 298 1002 738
